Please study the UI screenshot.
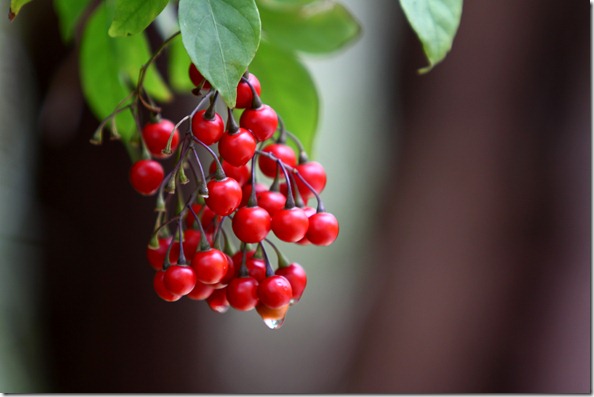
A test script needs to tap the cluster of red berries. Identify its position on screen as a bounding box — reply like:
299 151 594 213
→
128 64 339 329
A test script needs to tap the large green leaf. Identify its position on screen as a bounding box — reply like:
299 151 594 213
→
249 39 318 155
8 0 33 20
108 0 170 37
258 0 361 54
80 4 171 143
53 0 92 42
179 0 261 108
168 33 194 92
399 0 463 73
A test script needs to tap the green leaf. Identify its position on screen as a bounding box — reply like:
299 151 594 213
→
108 0 170 37
179 0 261 108
168 34 194 92
257 0 361 54
53 0 92 42
80 3 171 144
399 0 463 73
9 0 33 20
249 39 318 155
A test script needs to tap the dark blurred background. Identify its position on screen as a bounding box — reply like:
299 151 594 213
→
0 0 589 393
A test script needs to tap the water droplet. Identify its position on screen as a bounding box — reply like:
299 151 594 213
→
263 316 285 330
213 306 229 314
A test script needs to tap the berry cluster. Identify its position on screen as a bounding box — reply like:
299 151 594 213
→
129 65 339 329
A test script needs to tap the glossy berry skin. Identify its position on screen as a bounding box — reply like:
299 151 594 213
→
147 237 177 270
209 159 250 186
191 109 224 145
164 265 197 296
206 288 230 313
244 258 267 282
187 281 215 300
239 104 279 142
191 248 229 285
256 190 286 217
212 254 236 289
205 177 242 216
306 212 339 246
153 271 181 302
258 275 293 309
294 161 327 201
130 160 164 196
226 277 259 311
258 143 297 178
235 73 261 109
271 207 309 242
232 206 271 243
189 63 211 89
275 263 307 302
218 128 257 167
142 119 179 159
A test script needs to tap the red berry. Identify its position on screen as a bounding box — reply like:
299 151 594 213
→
258 275 293 309
258 143 297 178
256 190 286 217
189 63 211 89
306 212 339 246
218 128 257 167
271 207 309 242
244 258 267 282
187 281 215 300
205 177 242 216
232 206 271 243
275 263 307 302
239 104 278 142
235 73 261 109
209 159 250 186
191 248 229 285
130 160 164 196
146 237 178 270
153 271 181 302
164 265 197 296
212 254 236 288
191 110 224 145
294 161 327 201
142 119 179 159
226 277 259 311
206 288 230 313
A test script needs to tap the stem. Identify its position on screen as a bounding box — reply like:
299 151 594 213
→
247 154 259 207
226 108 240 134
204 91 219 120
277 159 296 209
293 171 325 212
190 137 225 180
176 216 187 265
188 201 212 251
189 146 209 196
258 242 274 277
263 238 291 268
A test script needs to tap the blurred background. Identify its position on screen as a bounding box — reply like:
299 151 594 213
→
0 0 590 393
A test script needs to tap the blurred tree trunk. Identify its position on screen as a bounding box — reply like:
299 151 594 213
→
346 0 590 393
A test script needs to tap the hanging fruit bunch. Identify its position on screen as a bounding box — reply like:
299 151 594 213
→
137 63 339 329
